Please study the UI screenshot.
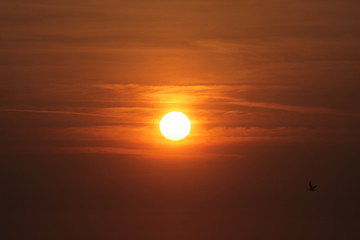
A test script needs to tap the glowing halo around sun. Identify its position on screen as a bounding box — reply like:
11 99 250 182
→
160 111 191 141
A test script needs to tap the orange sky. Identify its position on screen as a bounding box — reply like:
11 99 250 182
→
1 0 360 239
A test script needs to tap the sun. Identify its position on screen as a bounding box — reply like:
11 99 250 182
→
160 111 191 141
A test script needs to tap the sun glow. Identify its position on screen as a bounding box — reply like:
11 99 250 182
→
160 111 191 141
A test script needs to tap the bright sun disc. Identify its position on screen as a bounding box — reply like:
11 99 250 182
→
160 111 191 141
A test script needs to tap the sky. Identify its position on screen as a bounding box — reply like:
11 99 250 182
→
1 0 360 239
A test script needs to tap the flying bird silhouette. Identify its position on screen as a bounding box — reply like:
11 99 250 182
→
308 181 317 191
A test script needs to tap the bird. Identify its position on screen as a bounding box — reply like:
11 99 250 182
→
308 181 317 191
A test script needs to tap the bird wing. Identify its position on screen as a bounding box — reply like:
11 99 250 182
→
309 181 313 188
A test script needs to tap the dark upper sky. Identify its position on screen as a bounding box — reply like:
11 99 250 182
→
1 0 360 239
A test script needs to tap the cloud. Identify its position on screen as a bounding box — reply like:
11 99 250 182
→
2 83 359 158
1 0 360 158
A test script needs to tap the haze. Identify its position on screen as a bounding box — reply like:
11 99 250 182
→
1 0 360 239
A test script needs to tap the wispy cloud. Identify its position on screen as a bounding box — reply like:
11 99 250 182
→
0 108 103 117
2 83 359 157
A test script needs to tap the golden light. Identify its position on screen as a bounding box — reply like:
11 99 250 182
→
160 111 191 141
